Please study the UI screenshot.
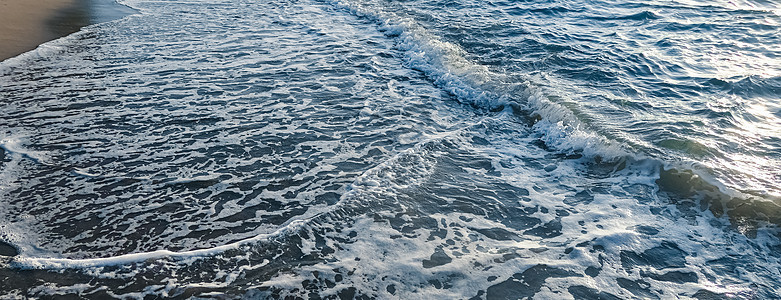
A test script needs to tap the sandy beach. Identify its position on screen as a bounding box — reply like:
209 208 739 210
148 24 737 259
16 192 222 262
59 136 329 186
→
0 0 78 61
0 0 135 61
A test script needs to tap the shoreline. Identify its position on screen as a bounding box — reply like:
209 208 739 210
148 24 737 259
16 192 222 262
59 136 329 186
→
0 0 136 62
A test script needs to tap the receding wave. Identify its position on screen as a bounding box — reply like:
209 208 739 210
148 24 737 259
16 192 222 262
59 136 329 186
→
323 0 781 236
324 0 630 163
1 0 779 298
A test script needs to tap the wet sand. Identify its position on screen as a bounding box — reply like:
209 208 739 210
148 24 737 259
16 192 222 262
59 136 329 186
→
0 0 75 61
0 0 136 61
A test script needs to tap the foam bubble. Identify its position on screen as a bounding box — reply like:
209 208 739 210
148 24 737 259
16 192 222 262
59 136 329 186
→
0 137 48 165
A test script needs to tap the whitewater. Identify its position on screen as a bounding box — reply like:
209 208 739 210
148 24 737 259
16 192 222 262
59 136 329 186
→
1 0 780 298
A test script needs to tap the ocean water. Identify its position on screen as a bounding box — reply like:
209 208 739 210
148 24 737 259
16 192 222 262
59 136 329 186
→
0 0 779 298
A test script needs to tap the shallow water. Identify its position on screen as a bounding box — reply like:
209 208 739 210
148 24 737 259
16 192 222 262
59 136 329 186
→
1 0 780 298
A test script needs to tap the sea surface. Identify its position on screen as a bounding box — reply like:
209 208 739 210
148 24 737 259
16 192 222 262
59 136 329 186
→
1 0 780 298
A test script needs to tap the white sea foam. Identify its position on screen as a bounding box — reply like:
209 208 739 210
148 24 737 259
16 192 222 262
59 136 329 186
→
0 137 48 165
325 0 631 164
327 6 777 208
12 219 306 269
2 0 779 298
0 43 66 72
258 126 770 298
6 101 476 271
328 0 781 206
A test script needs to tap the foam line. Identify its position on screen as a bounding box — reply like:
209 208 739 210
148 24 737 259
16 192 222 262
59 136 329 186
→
12 219 308 269
0 137 47 164
10 131 464 270
323 0 630 163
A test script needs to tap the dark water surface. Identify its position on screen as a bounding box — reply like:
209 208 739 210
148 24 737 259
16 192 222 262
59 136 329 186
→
1 0 780 298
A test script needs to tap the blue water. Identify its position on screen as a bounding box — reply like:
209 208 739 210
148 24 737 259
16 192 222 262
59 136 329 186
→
1 0 780 298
